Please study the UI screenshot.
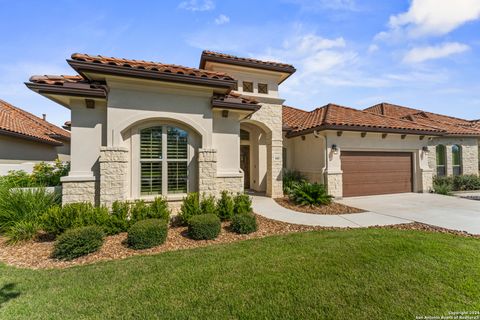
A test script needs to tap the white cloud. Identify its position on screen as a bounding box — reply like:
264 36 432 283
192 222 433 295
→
403 42 470 63
178 0 214 12
368 44 379 53
378 0 480 39
286 0 357 11
214 14 230 25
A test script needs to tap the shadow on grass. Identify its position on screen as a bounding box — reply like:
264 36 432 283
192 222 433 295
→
0 283 20 308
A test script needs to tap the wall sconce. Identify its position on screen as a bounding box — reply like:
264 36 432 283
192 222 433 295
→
422 146 429 153
331 144 339 154
222 110 229 118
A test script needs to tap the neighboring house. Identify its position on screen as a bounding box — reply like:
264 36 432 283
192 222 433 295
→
25 51 479 205
0 99 70 175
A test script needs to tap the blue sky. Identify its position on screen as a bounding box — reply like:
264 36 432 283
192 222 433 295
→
0 0 479 126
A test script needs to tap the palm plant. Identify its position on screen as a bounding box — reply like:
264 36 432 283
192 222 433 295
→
288 182 333 206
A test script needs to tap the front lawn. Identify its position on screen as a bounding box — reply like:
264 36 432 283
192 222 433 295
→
1 228 479 319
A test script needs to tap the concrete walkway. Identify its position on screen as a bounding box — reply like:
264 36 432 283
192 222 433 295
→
251 195 411 228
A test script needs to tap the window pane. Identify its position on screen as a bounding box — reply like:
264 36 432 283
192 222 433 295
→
258 83 268 94
140 127 162 159
141 162 162 195
240 129 250 141
453 166 462 176
243 81 253 92
282 147 287 169
168 161 187 193
437 166 445 177
436 145 445 166
452 145 461 166
167 127 188 159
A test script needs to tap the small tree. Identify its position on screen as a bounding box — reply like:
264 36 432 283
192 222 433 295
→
216 191 234 221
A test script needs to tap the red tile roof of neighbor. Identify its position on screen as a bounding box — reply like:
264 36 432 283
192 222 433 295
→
200 50 296 73
0 99 70 145
283 104 445 136
365 102 480 135
70 53 235 81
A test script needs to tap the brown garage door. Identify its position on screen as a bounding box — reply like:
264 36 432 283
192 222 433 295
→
341 151 413 197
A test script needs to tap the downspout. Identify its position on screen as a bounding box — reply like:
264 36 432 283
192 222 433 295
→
313 130 327 184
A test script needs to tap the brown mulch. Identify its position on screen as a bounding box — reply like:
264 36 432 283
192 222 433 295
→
275 197 365 214
1 216 478 270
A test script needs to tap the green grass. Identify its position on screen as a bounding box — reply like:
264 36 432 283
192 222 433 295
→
1 229 479 319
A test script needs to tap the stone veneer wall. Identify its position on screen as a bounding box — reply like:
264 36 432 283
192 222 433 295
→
99 146 128 207
325 171 343 198
249 103 283 198
62 180 97 205
421 169 434 192
198 148 244 197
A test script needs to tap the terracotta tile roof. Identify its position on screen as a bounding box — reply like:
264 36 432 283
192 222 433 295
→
70 53 234 81
29 75 85 85
283 104 443 136
365 102 480 135
0 99 70 145
213 91 259 105
200 50 296 73
212 92 260 111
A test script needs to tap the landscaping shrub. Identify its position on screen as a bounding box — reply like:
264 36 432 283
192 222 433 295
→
283 169 307 194
0 170 32 188
433 175 480 194
187 214 221 240
42 203 111 236
0 160 69 188
106 200 131 234
200 194 217 215
230 213 257 234
52 226 104 260
289 182 333 206
0 185 60 242
127 219 168 250
433 182 452 195
233 193 252 215
148 197 171 222
216 191 235 221
179 193 201 225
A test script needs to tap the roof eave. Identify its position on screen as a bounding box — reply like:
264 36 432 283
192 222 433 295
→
25 82 107 99
68 60 237 90
211 100 261 112
200 54 296 75
285 124 444 138
0 128 63 146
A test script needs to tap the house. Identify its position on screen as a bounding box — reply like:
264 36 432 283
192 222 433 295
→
25 51 479 205
0 99 70 175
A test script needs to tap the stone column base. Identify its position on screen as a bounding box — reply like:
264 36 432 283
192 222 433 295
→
198 149 217 197
325 170 343 198
100 147 128 208
216 174 243 196
420 169 434 193
61 178 97 205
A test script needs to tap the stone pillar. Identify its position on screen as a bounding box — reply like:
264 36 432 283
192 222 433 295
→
420 169 434 193
325 170 343 198
269 139 283 198
99 146 128 208
462 143 479 175
198 149 217 197
61 178 97 205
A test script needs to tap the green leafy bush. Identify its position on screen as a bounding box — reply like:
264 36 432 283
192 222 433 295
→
233 193 252 215
106 200 131 234
288 182 333 206
0 160 69 188
188 214 221 240
433 175 480 194
179 193 201 225
216 191 234 221
52 226 104 260
0 170 32 188
0 185 60 242
127 219 168 250
42 203 111 236
200 194 217 215
433 182 452 195
230 213 257 234
283 169 307 194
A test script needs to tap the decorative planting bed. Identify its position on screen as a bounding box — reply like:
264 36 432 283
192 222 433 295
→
275 197 365 214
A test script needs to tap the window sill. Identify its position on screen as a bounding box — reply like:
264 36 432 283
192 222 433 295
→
134 194 187 202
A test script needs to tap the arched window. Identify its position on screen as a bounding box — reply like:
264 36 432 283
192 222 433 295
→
435 145 446 176
140 126 188 195
452 144 462 176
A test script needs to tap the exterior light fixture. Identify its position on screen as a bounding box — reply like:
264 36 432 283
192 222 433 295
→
422 146 429 153
222 110 229 118
332 144 339 154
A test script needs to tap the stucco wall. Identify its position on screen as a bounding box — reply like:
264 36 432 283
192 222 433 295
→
212 109 241 174
428 137 478 176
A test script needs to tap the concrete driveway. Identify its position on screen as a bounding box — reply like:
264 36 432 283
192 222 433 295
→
338 193 480 235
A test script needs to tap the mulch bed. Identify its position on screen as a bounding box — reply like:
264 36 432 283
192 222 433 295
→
0 216 478 270
275 197 365 214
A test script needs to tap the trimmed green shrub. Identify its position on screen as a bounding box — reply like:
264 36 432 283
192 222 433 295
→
233 193 252 215
148 197 171 222
129 200 150 223
231 213 257 234
289 182 333 206
106 200 131 234
127 219 168 250
52 226 104 260
200 195 217 215
188 214 221 240
216 191 234 221
283 169 307 194
453 175 480 191
0 185 60 242
179 193 201 225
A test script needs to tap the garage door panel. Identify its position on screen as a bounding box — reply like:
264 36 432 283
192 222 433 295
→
341 151 413 197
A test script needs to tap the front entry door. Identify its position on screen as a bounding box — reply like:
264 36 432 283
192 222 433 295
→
240 145 250 189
